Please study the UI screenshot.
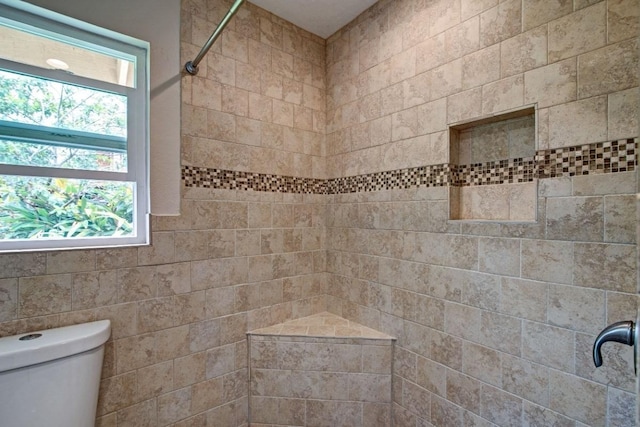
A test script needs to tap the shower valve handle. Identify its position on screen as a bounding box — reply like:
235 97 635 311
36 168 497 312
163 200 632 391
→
592 320 635 368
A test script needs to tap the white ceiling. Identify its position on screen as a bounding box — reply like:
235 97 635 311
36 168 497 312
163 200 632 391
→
249 0 378 39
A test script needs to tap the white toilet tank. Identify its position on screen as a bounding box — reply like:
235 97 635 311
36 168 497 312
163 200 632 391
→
0 320 111 427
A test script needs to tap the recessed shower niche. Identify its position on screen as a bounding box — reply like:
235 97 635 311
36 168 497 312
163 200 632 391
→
449 107 537 221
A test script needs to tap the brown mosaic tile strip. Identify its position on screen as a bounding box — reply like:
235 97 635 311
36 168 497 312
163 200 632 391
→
326 164 451 194
453 157 537 187
536 138 636 178
182 138 637 194
182 166 327 193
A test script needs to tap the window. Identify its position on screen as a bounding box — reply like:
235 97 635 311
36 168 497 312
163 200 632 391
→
0 1 149 252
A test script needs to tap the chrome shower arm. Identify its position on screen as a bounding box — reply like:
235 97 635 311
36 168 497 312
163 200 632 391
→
184 0 246 75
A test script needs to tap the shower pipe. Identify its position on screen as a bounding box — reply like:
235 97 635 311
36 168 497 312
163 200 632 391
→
184 0 246 75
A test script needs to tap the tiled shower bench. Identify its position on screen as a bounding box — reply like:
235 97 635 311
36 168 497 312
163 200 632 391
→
247 312 396 427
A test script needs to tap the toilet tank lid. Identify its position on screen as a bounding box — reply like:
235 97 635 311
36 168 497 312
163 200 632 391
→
0 320 111 373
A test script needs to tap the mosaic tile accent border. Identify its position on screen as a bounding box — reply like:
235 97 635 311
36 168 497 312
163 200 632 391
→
326 164 451 194
536 139 637 179
453 157 537 187
182 138 637 194
182 166 326 194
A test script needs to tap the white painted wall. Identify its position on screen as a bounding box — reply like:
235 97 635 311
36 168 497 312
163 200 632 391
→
26 0 181 215
250 0 377 38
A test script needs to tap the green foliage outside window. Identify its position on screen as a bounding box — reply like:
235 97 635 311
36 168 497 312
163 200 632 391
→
0 176 133 239
0 70 133 240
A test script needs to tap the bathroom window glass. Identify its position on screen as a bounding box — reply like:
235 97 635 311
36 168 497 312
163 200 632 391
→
0 2 149 252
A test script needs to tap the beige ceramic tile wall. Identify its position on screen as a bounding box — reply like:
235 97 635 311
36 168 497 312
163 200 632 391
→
0 0 637 426
454 115 536 164
249 334 393 426
0 0 328 426
450 115 538 221
325 0 638 426
182 0 327 179
455 181 538 221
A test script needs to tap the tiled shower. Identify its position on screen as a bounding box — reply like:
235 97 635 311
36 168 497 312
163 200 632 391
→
0 0 638 426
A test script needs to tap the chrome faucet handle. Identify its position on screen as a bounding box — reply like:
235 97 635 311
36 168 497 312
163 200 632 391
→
593 320 635 368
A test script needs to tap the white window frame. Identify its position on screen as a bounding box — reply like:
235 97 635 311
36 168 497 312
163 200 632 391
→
0 1 150 252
